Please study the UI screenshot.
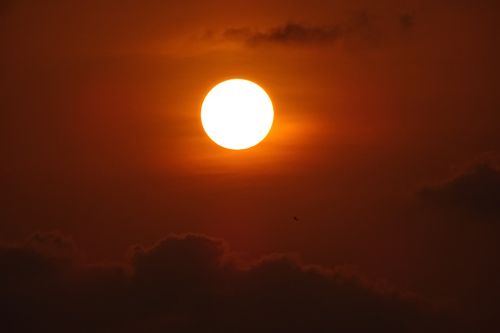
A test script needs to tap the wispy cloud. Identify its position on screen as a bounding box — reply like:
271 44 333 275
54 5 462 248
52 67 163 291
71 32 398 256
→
223 23 343 46
213 11 414 48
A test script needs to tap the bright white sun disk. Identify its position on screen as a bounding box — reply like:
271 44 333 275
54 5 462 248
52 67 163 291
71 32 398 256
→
201 79 274 150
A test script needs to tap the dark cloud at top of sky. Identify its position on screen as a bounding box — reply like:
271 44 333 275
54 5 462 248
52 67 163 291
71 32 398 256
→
223 23 342 46
219 11 414 47
419 164 500 221
0 232 450 333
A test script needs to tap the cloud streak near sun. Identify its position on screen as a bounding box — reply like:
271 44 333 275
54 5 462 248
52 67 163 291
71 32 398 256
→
204 12 415 48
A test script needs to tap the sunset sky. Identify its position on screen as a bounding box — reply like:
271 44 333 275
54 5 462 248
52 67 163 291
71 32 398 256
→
1 1 499 331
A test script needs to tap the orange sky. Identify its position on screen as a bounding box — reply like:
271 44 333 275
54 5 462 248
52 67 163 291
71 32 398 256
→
1 1 500 328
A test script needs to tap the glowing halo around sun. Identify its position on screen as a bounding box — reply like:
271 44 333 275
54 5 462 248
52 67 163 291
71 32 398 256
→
201 79 274 150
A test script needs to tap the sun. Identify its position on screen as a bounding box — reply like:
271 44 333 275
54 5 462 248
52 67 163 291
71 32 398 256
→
201 79 274 150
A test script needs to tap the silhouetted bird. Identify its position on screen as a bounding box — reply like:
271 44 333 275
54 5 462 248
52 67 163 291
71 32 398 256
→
293 216 300 222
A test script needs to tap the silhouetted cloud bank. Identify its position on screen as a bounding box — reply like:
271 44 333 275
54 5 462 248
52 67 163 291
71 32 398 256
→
0 232 447 332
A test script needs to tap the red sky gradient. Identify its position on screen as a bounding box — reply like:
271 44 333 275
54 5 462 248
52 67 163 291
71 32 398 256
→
1 1 499 331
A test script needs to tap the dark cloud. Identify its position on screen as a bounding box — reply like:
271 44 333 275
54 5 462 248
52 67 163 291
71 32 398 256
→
25 231 79 260
0 232 447 332
220 11 414 47
223 23 342 46
221 12 372 47
419 164 500 220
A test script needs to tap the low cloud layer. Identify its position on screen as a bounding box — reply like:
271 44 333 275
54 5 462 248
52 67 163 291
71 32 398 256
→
0 231 446 332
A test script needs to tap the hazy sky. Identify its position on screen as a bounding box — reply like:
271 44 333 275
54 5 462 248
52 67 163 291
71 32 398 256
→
1 1 499 331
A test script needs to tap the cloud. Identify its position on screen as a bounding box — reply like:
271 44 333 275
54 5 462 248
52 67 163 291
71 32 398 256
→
223 23 342 46
419 164 500 220
0 232 446 332
218 11 414 47
25 231 79 260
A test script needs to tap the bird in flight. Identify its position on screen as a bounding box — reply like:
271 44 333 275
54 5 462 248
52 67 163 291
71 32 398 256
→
293 216 300 222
